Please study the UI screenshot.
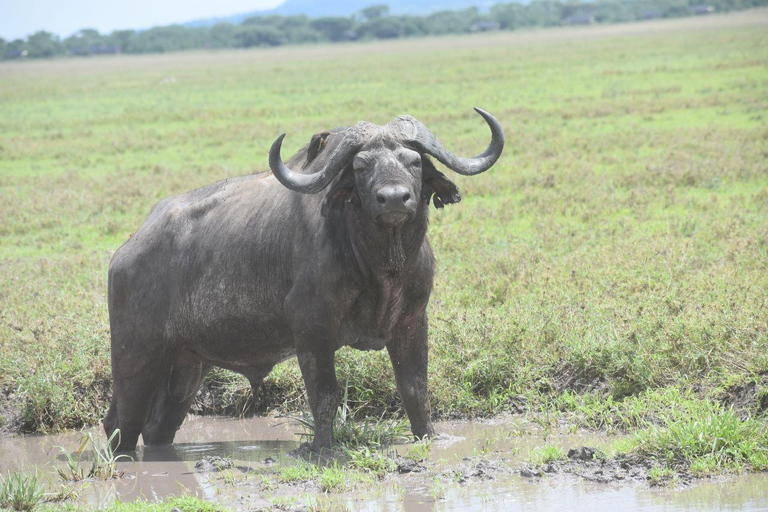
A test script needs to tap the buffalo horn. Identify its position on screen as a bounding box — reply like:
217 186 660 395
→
397 107 504 176
269 130 361 194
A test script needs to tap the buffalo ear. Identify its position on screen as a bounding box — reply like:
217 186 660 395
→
321 167 357 217
422 156 461 209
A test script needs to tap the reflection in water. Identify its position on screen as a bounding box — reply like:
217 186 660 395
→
1 415 767 511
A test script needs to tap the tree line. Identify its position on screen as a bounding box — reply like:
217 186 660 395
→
2 0 766 60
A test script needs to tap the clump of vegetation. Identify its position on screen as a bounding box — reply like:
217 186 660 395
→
404 440 432 462
317 462 371 493
527 443 565 466
0 470 45 511
56 429 131 481
101 495 228 511
344 445 396 477
276 459 372 493
293 386 410 449
647 466 680 487
277 462 319 483
614 406 768 475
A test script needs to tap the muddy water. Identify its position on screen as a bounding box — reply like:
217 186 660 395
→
1 415 767 511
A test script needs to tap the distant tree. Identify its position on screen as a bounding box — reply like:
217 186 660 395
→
310 17 355 41
234 25 285 47
7 39 27 55
26 31 62 58
491 3 526 29
360 4 390 21
8 0 768 59
130 25 208 53
287 27 322 44
108 30 135 53
209 23 236 48
358 17 400 38
358 15 425 39
0 38 6 57
520 1 562 27
423 8 479 35
242 15 282 27
63 28 104 55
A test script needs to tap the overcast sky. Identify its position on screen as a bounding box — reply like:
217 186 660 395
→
1 0 286 40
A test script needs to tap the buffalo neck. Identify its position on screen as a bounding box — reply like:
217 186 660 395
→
342 202 429 281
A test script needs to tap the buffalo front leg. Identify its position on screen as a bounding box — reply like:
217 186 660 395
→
296 342 339 451
388 314 436 439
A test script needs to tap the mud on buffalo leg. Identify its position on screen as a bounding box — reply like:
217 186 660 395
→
388 313 436 439
297 342 339 451
109 344 168 452
103 396 119 442
142 353 209 445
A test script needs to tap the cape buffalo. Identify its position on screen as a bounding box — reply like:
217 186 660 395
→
104 108 504 451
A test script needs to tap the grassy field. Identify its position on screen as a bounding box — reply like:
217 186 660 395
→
1 8 767 475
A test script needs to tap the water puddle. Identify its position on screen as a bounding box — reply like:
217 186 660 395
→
1 415 766 510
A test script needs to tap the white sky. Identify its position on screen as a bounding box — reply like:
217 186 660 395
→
1 0 286 40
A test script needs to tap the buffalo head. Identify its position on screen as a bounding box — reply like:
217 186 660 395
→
268 108 504 225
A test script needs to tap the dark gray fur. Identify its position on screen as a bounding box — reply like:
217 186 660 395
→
104 111 502 452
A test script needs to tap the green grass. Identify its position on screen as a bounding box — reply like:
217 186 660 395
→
277 462 319 483
647 465 680 487
613 403 768 475
343 446 396 477
275 459 372 493
55 429 131 481
292 385 411 449
0 470 45 511
317 463 371 493
38 496 228 511
527 443 565 466
94 495 228 511
0 12 766 481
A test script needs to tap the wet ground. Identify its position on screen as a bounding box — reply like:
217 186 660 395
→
1 415 767 511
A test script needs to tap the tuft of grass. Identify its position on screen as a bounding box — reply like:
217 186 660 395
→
317 463 371 493
647 466 680 487
404 440 431 462
343 445 395 477
100 495 228 511
527 443 565 466
277 462 319 483
44 484 79 503
614 406 768 475
0 470 45 512
56 429 131 481
293 385 410 449
431 476 446 501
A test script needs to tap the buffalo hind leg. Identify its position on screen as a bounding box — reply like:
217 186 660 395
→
103 396 119 443
110 355 166 452
142 354 209 445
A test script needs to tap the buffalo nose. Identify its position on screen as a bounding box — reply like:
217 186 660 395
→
376 186 411 208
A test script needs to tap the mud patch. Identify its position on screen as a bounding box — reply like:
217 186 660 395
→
719 372 768 419
520 446 653 484
394 456 428 474
450 457 511 483
195 455 235 472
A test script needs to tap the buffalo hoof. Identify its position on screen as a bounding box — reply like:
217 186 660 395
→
289 442 336 464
